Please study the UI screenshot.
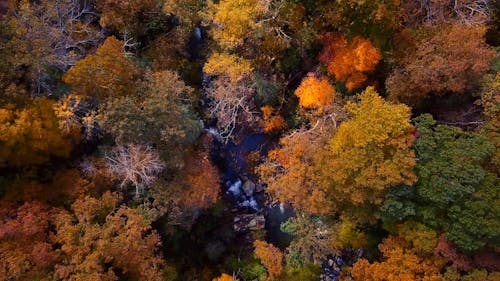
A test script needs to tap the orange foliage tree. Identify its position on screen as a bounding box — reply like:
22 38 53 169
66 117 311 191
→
254 240 284 278
259 131 331 215
320 35 381 91
63 36 139 100
345 236 445 281
52 192 165 281
213 273 238 281
0 98 78 167
179 150 220 212
294 74 335 110
260 106 285 133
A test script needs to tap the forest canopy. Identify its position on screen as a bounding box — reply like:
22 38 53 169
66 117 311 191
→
0 0 499 280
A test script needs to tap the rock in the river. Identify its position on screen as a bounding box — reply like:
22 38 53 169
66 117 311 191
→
233 214 265 232
242 180 256 197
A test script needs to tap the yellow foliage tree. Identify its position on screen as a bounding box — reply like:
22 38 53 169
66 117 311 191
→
204 53 253 81
318 87 416 220
63 36 139 99
0 98 78 167
294 74 335 110
322 35 381 91
205 0 268 49
254 240 284 278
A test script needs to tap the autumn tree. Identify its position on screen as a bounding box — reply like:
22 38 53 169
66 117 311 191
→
178 150 220 212
479 72 500 173
294 74 335 110
400 0 491 27
258 131 331 215
280 214 335 266
63 36 140 100
204 53 253 82
213 273 238 281
205 76 257 141
254 240 284 278
320 35 381 91
433 234 473 271
387 25 496 104
164 0 205 32
105 144 165 197
345 236 445 281
98 71 201 164
261 106 285 133
203 0 269 49
0 202 57 281
317 87 416 221
0 98 79 167
315 0 400 46
396 221 438 256
52 192 165 281
97 0 163 35
142 146 220 229
0 0 102 95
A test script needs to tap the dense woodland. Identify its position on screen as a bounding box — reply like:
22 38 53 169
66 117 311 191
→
0 0 499 280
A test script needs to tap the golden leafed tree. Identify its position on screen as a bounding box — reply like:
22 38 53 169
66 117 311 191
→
254 240 284 278
204 53 253 82
63 36 139 100
204 0 269 49
0 98 78 167
317 87 416 221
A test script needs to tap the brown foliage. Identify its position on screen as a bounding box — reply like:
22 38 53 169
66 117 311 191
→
142 146 220 229
0 202 57 281
179 149 220 211
434 234 473 271
400 0 491 27
387 25 496 104
0 0 102 94
97 0 159 32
